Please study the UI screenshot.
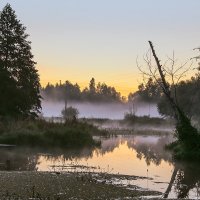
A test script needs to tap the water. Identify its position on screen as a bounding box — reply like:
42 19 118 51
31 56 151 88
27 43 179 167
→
0 134 199 199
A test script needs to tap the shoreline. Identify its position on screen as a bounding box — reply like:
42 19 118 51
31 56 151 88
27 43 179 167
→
0 171 162 200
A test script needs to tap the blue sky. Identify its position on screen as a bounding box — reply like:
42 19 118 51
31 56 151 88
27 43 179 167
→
1 0 200 95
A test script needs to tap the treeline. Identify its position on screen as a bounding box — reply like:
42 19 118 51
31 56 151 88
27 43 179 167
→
129 72 200 120
41 78 124 103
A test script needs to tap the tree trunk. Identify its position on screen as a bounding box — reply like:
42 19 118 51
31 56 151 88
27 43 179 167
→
163 166 178 198
148 41 180 123
148 41 199 146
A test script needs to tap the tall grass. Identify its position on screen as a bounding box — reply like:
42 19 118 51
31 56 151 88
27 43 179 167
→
0 119 101 147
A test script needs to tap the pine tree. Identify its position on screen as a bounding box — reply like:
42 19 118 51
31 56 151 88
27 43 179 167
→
0 4 41 118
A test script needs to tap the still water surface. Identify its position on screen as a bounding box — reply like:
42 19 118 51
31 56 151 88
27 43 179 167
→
0 134 200 199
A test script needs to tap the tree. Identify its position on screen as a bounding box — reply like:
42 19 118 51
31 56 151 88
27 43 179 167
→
61 106 79 122
89 77 96 94
138 41 200 159
130 77 162 103
0 62 18 116
157 75 200 120
0 4 41 118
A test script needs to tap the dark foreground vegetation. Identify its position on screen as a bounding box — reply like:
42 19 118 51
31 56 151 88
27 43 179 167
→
166 112 200 160
0 120 101 147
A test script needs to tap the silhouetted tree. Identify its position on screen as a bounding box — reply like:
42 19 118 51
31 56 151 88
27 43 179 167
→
137 41 200 159
0 4 41 118
157 74 200 120
129 77 162 103
148 41 200 156
89 77 96 94
61 106 79 122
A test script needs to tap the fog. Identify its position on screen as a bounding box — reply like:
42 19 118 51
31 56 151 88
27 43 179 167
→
41 100 160 119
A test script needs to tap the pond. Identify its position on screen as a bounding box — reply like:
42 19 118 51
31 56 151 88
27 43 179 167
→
0 134 199 199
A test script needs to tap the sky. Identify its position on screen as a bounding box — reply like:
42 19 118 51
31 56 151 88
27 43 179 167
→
0 0 200 96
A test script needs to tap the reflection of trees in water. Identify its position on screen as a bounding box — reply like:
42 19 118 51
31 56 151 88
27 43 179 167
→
126 135 173 165
1 136 200 199
41 147 95 162
0 148 39 171
0 147 95 171
99 135 200 199
124 135 200 199
91 135 173 164
163 163 200 199
95 136 121 156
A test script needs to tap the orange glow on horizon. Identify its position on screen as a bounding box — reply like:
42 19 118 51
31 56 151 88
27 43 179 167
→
40 79 138 97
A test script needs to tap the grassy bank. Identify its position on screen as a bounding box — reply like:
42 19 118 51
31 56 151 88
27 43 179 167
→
0 119 103 147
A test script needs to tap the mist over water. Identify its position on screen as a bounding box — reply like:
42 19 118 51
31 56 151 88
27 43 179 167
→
41 100 160 119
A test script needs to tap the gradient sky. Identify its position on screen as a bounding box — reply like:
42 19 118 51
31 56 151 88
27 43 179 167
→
1 0 200 96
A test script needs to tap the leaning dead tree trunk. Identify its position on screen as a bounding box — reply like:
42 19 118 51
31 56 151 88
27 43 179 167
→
163 166 178 198
149 41 181 124
148 41 199 147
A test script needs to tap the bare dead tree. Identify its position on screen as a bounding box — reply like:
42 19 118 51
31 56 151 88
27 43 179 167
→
163 166 178 198
137 41 199 147
137 41 193 122
149 41 193 124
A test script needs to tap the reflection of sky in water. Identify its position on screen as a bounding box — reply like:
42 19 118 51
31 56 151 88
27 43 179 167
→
36 135 174 195
0 134 199 199
134 136 160 144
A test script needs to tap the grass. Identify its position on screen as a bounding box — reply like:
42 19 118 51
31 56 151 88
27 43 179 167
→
0 119 102 148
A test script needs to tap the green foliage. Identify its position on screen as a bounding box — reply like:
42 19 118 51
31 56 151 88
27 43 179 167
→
166 111 200 160
0 120 100 147
0 4 41 118
167 141 200 160
175 111 200 147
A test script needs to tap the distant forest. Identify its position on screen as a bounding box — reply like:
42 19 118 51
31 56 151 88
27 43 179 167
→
129 71 200 120
41 72 200 120
41 78 125 103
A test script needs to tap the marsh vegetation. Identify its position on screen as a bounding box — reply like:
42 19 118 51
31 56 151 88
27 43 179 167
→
0 119 104 147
